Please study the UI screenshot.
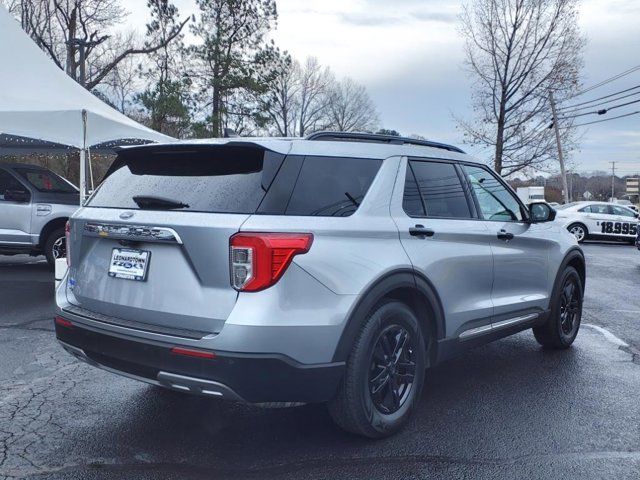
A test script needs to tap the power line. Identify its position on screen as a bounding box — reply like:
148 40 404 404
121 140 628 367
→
559 90 640 115
558 84 640 110
573 110 640 127
559 98 640 120
568 64 640 100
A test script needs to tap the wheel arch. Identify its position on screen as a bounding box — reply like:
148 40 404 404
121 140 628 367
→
552 247 586 299
38 217 68 248
332 269 446 366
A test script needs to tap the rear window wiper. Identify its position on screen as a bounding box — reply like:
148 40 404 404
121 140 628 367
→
132 195 190 210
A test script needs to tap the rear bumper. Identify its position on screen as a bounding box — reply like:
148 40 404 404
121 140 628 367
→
55 318 344 404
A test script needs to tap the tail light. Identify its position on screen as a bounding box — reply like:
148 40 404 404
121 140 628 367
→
230 232 313 292
65 221 71 266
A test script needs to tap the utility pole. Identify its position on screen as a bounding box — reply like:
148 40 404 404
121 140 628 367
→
549 91 570 204
610 161 616 201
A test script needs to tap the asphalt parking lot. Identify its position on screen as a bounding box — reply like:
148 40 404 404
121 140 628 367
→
1 243 639 480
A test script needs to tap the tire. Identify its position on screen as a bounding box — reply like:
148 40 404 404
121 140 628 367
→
567 223 587 243
44 227 66 267
533 266 583 349
328 301 427 438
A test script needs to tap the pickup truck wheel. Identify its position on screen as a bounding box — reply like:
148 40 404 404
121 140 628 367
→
44 227 66 267
328 301 426 438
533 266 583 349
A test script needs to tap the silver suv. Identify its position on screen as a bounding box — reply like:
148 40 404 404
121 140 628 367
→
0 163 78 265
55 132 585 438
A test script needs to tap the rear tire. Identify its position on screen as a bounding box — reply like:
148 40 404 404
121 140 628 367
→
533 266 583 349
328 301 426 438
567 223 587 243
44 227 66 267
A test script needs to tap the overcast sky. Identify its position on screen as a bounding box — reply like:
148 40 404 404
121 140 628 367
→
127 0 640 176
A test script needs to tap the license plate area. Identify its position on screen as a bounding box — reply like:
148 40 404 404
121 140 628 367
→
108 248 151 281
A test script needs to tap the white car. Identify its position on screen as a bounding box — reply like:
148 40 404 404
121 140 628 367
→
555 201 639 243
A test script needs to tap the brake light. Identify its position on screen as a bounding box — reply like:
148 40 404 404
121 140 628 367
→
230 233 313 292
65 221 71 266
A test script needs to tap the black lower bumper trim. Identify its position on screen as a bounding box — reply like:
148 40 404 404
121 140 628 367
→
55 320 344 404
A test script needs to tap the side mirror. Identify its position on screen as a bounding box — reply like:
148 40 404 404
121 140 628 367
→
4 189 31 203
529 202 556 223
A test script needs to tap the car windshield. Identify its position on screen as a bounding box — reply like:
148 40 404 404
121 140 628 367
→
15 168 78 194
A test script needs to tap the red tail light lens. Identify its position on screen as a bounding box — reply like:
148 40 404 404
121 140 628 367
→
65 221 71 266
230 233 313 292
170 347 216 359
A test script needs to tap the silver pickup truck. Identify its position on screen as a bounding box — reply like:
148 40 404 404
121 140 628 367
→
0 162 78 266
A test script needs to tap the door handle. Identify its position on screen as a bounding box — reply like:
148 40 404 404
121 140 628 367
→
497 229 514 241
409 225 435 238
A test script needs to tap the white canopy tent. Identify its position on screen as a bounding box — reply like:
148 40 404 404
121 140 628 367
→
0 6 174 204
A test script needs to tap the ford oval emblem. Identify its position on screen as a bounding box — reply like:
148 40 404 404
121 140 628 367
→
119 211 135 220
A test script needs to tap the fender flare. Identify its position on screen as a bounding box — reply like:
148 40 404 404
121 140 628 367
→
550 247 586 303
331 269 445 363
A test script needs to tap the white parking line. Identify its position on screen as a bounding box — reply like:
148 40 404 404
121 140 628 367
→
583 323 629 348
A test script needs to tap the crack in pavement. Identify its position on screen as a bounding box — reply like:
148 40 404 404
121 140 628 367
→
0 318 54 334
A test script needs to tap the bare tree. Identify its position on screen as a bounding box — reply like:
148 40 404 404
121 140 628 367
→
297 57 334 136
326 77 379 133
261 54 299 136
101 54 139 114
6 0 188 90
458 0 583 176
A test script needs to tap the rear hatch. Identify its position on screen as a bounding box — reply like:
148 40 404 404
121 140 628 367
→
66 144 288 336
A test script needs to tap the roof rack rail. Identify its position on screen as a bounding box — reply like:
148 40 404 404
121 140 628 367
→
306 131 465 154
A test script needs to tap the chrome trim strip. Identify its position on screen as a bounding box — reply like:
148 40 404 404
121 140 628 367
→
492 313 539 331
458 324 492 339
459 313 539 340
157 372 242 400
83 223 183 244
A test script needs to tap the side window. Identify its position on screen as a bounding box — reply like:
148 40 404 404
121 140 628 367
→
578 206 591 213
285 156 382 217
590 204 610 215
463 165 524 222
0 170 24 201
405 160 472 218
612 205 636 218
402 165 425 216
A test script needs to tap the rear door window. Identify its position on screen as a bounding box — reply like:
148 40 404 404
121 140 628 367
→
15 168 77 193
404 160 472 218
589 204 611 215
284 156 382 217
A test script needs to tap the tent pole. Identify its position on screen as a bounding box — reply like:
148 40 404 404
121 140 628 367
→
80 109 88 206
79 148 86 206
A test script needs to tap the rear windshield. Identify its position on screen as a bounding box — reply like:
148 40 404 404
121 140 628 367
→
87 146 382 216
15 168 77 194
